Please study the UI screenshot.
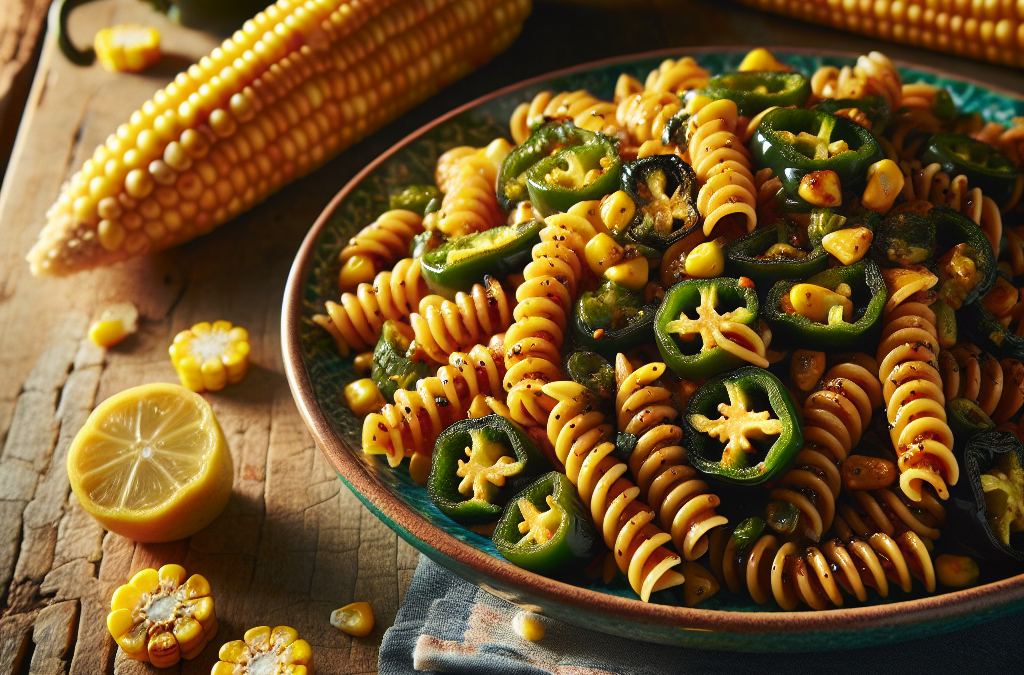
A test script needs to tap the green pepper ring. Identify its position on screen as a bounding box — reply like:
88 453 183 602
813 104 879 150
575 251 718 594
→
724 225 830 288
704 71 811 117
526 139 622 216
421 221 544 297
922 133 1022 208
682 366 803 485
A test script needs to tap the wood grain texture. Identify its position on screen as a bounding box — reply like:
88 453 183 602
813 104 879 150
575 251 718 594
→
0 0 50 175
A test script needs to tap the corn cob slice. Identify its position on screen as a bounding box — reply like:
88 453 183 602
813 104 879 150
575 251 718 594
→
94 25 162 73
29 0 532 276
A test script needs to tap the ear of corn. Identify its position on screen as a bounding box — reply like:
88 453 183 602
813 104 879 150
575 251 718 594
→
737 0 1023 68
29 0 532 276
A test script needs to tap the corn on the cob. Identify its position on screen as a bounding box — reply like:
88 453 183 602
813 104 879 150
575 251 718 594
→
213 626 312 675
94 25 162 73
29 0 532 276
737 0 1024 68
106 566 217 667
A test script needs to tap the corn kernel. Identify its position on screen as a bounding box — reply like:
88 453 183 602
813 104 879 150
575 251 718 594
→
605 255 649 291
344 378 385 416
338 254 378 293
331 601 376 637
353 351 374 377
798 170 842 207
738 47 792 72
88 302 139 348
169 321 250 392
512 611 546 641
821 227 873 265
789 283 854 324
935 554 980 587
107 565 216 667
862 159 905 214
409 451 431 486
683 240 725 278
598 190 636 234
584 233 625 276
216 625 311 675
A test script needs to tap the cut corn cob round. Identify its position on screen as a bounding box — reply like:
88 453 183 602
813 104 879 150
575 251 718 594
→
107 565 218 667
94 25 162 73
29 0 533 276
169 321 251 392
213 625 313 675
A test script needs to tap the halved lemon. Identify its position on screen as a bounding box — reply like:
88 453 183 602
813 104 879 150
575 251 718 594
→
68 383 233 543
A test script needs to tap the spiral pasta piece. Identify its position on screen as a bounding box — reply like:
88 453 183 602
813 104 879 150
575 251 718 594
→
614 355 728 560
509 90 622 145
543 380 684 602
314 257 426 356
503 213 596 427
339 209 424 274
708 528 935 610
835 484 946 542
770 355 883 541
876 294 958 501
429 141 510 238
686 98 757 235
643 57 710 96
809 51 901 111
411 277 513 363
362 343 506 465
939 343 1024 424
616 90 682 158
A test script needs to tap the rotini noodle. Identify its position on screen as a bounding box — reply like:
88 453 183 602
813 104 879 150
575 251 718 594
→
770 355 882 541
543 380 685 602
939 343 1024 424
900 161 1003 254
339 209 424 274
615 90 682 158
411 277 513 363
503 213 596 427
835 484 946 542
686 98 757 235
809 51 901 111
314 256 426 356
429 141 510 238
876 293 959 501
362 343 506 465
509 90 623 145
643 57 710 96
614 355 728 560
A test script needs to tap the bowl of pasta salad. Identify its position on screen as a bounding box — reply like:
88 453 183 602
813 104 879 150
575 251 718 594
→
282 46 1024 650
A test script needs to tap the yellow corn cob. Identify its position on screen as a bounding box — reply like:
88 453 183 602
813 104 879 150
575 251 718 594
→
213 626 313 675
106 565 218 668
94 25 163 73
169 320 251 392
29 0 532 276
737 0 1023 67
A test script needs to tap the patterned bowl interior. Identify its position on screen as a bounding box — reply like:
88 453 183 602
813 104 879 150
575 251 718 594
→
296 49 1024 612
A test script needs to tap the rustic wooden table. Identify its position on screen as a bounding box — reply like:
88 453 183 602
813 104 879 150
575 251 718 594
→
0 1 1021 674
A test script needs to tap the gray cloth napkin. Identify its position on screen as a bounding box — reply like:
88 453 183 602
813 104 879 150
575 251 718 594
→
379 555 1022 675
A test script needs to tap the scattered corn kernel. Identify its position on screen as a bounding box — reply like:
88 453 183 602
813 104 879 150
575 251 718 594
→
605 255 649 290
681 561 720 607
584 233 626 276
353 351 374 378
409 451 431 486
738 276 755 289
798 170 842 208
88 302 139 348
790 349 826 392
94 25 161 73
339 255 378 294
935 554 980 588
213 626 312 675
344 378 386 417
683 240 725 278
512 611 546 641
331 602 375 638
863 159 905 214
738 47 792 72
107 565 217 667
592 328 604 340
789 283 854 324
169 321 250 392
821 227 873 265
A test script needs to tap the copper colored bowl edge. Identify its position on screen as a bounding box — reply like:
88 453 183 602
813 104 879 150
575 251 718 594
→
282 45 1024 647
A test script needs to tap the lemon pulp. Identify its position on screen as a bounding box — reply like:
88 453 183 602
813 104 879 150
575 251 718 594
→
68 383 233 542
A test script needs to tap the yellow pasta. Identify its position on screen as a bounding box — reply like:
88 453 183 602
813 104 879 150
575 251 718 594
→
339 209 424 278
509 91 623 146
410 277 513 363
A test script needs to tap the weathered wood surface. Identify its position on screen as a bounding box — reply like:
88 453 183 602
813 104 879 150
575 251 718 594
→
0 0 50 176
1 1 1023 674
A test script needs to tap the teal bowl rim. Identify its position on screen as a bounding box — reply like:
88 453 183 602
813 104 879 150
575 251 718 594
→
282 45 1024 645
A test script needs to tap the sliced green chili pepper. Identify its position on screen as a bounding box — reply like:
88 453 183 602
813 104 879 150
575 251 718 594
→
429 415 550 525
763 259 888 351
492 472 597 574
390 184 442 216
813 95 891 135
683 366 802 485
563 350 617 408
421 221 543 296
872 212 937 267
619 155 700 251
574 280 657 358
526 135 622 216
410 230 448 259
750 108 884 201
654 277 761 380
371 321 434 404
946 398 996 454
947 431 1024 574
922 134 1022 208
704 71 810 116
724 219 828 287
728 517 766 553
959 300 1024 362
929 206 997 309
807 208 846 248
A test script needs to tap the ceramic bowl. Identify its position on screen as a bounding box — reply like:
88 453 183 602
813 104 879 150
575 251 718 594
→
282 47 1024 651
